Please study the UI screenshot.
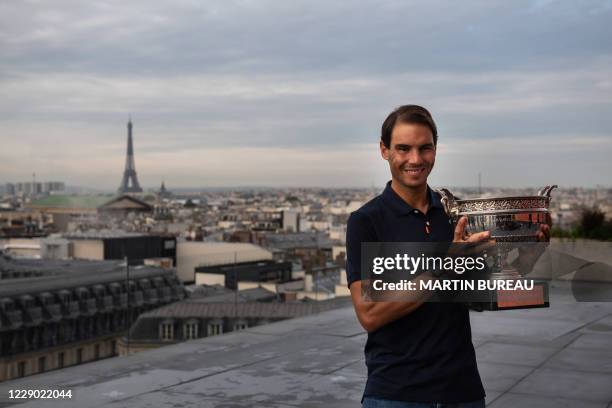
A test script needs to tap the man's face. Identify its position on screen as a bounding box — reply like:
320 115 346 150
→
380 122 436 189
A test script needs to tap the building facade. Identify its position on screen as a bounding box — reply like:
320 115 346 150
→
0 256 185 382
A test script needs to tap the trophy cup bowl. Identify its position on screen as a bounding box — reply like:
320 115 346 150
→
438 185 557 244
437 185 557 309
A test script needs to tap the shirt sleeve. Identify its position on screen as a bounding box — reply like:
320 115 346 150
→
345 211 377 288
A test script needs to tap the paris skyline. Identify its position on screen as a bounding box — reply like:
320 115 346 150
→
1 1 611 189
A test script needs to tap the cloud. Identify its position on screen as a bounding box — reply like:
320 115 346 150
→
0 0 611 188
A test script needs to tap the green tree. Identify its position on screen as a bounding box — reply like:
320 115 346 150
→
578 208 612 241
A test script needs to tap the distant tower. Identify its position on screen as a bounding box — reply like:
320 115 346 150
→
118 118 143 194
158 180 171 198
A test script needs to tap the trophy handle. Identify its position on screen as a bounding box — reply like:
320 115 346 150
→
537 185 558 198
436 188 457 217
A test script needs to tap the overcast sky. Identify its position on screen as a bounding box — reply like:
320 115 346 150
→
1 0 611 190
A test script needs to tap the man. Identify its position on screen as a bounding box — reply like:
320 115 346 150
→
346 105 490 408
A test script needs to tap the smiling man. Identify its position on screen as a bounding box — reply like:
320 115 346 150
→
346 105 489 408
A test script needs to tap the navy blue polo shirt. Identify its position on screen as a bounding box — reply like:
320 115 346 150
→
346 181 485 403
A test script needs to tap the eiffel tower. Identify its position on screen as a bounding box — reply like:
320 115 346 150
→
118 118 143 194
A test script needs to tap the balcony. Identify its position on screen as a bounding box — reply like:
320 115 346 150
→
115 293 128 309
98 296 114 312
80 299 97 316
63 301 80 318
24 307 43 326
3 310 23 330
44 304 63 322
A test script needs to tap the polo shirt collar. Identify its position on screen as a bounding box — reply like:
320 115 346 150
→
381 180 443 215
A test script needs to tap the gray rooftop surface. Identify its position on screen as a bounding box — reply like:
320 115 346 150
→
1 290 612 408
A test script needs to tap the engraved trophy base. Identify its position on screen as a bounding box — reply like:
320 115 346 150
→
479 265 549 311
480 280 549 311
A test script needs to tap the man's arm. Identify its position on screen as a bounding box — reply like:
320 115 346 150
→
349 279 428 333
345 211 419 332
347 215 490 333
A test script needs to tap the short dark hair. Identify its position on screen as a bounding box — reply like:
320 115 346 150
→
381 105 437 148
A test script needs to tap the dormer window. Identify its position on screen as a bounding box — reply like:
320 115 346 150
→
184 320 199 340
58 290 71 304
207 321 223 336
160 320 174 341
76 288 89 300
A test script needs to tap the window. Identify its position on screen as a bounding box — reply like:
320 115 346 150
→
160 322 174 340
17 361 25 378
184 322 198 340
58 352 65 369
207 322 223 337
76 348 83 364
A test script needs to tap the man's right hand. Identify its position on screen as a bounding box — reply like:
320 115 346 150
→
452 216 495 256
453 215 492 243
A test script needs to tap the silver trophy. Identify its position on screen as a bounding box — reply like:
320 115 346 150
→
437 185 557 309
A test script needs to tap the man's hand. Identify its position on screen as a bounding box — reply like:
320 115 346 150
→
453 215 491 244
451 216 495 256
536 224 550 242
535 213 552 242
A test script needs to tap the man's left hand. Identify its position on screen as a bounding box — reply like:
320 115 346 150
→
535 213 552 242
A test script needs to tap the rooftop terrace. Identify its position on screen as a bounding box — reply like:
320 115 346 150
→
1 284 612 407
